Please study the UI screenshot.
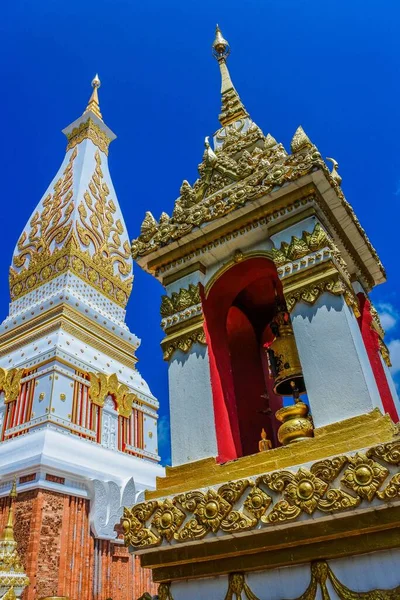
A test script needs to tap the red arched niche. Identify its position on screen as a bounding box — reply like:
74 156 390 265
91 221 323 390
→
202 257 284 462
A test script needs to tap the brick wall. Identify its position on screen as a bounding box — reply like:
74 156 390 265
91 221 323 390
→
0 490 156 600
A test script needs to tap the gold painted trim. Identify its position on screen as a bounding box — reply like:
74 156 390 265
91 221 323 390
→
66 118 111 155
161 322 206 361
145 410 396 499
147 506 400 582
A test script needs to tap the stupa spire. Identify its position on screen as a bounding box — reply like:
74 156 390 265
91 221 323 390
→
212 25 248 126
83 74 103 121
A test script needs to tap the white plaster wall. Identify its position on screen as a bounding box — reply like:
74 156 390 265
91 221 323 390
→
292 293 383 428
168 343 217 465
143 414 158 455
170 548 400 599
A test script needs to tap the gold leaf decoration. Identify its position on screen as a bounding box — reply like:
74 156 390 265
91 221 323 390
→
88 371 137 418
160 284 201 318
376 473 400 501
66 118 111 155
291 126 313 153
122 440 400 551
341 453 389 501
224 573 259 600
10 147 133 307
367 440 400 466
0 368 24 404
243 486 272 520
122 502 160 548
161 326 207 361
310 456 349 482
271 223 329 266
152 499 186 542
157 582 174 600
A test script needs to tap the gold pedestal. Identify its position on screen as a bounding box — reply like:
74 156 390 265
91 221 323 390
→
276 402 314 445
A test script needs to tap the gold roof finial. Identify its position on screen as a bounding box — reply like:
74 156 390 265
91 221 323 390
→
83 74 103 121
211 25 248 126
2 478 17 542
212 24 230 61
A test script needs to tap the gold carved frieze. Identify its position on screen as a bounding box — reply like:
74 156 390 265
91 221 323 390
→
160 284 203 332
65 118 111 155
160 284 201 318
88 372 137 418
131 141 325 260
10 147 132 307
0 368 24 403
272 222 331 266
283 270 360 317
161 323 206 361
122 439 400 551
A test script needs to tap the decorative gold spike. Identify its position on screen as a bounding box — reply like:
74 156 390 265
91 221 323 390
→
291 125 313 153
83 74 103 121
2 479 17 542
212 25 248 126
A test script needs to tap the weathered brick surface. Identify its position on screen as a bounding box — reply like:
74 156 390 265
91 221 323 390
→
0 490 156 600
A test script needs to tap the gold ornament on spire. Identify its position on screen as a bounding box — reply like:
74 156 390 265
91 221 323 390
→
0 478 30 598
212 25 248 126
83 74 103 121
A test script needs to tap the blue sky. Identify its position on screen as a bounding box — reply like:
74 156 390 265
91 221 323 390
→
1 0 399 464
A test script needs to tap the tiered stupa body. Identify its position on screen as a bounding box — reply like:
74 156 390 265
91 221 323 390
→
124 28 400 599
0 78 162 599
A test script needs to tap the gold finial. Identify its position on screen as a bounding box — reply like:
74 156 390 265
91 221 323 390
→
212 25 248 126
10 477 17 501
212 24 230 61
83 74 103 121
2 478 17 542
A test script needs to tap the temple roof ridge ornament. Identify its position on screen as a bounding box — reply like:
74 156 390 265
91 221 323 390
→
212 25 249 126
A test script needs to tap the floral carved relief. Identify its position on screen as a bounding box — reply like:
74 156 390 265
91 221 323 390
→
123 440 400 551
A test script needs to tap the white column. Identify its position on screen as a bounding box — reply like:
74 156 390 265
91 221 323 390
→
168 344 217 465
291 293 383 428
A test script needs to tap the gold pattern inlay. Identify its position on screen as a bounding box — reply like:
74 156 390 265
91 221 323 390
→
10 148 132 307
66 118 110 155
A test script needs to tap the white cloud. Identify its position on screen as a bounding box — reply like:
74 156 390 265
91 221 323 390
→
377 303 398 332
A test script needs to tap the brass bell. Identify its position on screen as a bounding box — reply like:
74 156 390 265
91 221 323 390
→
267 304 306 397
